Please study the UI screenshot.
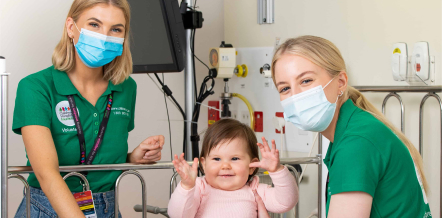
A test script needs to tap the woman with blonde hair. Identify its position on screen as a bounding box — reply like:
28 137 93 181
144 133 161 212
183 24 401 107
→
13 0 164 217
272 35 431 217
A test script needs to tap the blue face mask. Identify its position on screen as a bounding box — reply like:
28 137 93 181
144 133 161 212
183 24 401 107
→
73 23 124 68
281 78 343 132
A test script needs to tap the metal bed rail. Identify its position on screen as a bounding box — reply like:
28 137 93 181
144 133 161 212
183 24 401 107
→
1 57 8 218
7 157 321 218
381 92 405 133
8 157 320 174
353 86 442 93
8 174 29 218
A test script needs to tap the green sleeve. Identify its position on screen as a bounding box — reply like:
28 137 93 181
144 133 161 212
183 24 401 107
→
329 135 384 198
127 81 137 132
12 77 52 135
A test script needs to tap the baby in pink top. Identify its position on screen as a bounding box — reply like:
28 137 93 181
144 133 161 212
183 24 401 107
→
168 119 298 218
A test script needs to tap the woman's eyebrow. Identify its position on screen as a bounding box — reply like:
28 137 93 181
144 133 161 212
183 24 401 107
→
112 24 125 28
296 71 316 80
276 81 289 87
276 71 316 87
87 17 125 29
87 17 103 24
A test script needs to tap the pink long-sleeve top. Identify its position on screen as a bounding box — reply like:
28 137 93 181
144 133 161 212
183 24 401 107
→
167 166 298 218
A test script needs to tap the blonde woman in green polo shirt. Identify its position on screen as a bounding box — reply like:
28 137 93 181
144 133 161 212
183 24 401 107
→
272 36 431 218
12 1 164 217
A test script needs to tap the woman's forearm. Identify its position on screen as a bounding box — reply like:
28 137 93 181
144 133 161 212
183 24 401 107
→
22 126 85 217
37 171 85 217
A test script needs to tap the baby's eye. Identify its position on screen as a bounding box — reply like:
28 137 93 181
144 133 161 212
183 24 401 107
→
232 157 239 161
279 87 289 93
213 158 220 161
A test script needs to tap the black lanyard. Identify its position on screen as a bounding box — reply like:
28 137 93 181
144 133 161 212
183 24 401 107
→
67 93 113 165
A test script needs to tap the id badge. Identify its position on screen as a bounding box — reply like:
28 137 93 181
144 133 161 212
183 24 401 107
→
74 190 97 218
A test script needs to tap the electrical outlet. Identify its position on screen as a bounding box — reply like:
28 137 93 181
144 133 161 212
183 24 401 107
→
231 110 238 120
241 111 250 126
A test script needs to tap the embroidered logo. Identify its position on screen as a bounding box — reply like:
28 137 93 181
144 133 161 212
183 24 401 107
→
111 107 130 117
56 101 79 126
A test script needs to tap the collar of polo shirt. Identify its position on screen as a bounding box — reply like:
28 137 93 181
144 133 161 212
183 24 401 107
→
52 68 123 96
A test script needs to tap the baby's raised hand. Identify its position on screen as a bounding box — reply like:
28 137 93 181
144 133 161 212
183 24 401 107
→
172 153 199 190
249 137 284 173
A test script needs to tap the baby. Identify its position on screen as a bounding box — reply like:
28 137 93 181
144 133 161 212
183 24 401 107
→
168 119 298 218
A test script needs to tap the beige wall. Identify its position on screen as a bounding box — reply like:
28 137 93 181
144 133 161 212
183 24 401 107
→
0 0 224 217
225 0 441 217
1 0 441 217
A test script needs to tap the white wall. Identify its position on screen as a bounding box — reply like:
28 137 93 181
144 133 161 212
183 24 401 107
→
0 0 224 217
225 0 441 217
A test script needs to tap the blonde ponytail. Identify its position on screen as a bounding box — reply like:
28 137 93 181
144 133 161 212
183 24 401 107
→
272 36 428 193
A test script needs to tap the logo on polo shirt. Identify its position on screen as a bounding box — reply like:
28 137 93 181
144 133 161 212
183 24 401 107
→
55 101 79 126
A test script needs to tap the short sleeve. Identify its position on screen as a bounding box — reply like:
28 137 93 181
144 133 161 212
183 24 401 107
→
329 135 384 197
12 77 52 135
127 80 137 132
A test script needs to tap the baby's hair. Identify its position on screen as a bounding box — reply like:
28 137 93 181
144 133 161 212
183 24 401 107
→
199 119 259 180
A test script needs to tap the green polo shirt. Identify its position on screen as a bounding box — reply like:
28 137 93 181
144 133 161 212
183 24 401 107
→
323 99 431 217
12 66 136 193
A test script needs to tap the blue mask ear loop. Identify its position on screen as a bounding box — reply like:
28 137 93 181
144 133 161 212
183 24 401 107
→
72 22 81 46
322 77 336 90
322 77 344 104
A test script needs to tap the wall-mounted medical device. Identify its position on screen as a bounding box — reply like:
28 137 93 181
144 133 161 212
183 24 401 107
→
391 41 435 85
129 0 186 73
258 0 274 24
260 63 272 78
209 42 252 124
209 41 249 79
411 42 430 81
391 43 407 81
209 41 237 79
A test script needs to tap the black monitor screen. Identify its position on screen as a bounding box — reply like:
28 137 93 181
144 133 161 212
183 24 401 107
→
130 0 174 65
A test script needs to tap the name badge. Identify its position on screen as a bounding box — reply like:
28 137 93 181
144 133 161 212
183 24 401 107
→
74 190 97 218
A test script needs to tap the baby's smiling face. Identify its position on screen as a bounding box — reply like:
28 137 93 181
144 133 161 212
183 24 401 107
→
200 138 259 191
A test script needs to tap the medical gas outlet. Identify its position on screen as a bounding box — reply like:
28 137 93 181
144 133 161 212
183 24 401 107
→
260 64 272 78
391 43 407 81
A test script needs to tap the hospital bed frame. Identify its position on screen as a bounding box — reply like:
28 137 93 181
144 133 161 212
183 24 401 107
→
8 158 316 218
